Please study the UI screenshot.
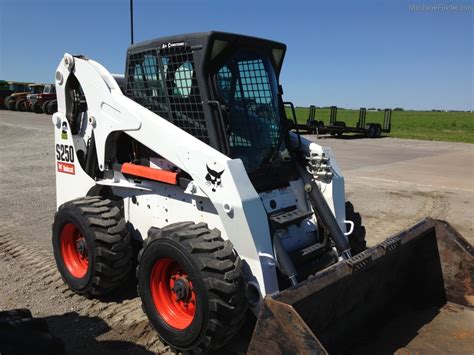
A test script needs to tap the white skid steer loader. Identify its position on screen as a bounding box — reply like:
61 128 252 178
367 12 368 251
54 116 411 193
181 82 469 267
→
51 32 473 353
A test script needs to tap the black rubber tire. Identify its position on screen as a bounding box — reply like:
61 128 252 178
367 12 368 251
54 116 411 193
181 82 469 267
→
306 119 316 133
41 101 51 114
32 102 42 114
52 196 132 297
366 124 377 138
7 102 16 111
0 308 66 354
4 96 13 110
345 201 366 255
137 222 248 353
374 124 382 138
15 99 26 112
47 100 57 114
8 99 17 111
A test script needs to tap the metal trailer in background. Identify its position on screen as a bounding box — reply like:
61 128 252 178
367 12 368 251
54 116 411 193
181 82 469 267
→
292 105 392 138
287 104 321 134
324 106 392 138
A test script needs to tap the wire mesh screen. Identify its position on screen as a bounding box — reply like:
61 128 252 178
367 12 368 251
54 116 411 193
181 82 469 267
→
216 58 280 149
127 50 168 117
126 47 209 144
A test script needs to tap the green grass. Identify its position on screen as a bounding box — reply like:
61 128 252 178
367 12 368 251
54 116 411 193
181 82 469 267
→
287 107 474 143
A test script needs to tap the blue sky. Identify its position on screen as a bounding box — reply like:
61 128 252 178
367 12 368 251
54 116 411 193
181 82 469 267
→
0 0 472 110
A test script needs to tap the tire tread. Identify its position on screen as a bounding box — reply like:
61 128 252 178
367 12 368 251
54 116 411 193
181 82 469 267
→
138 222 248 353
53 196 132 297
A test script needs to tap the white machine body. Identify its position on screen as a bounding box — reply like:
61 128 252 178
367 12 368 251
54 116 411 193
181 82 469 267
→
53 54 347 308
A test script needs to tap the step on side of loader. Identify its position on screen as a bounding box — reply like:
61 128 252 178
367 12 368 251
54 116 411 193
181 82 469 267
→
248 218 474 354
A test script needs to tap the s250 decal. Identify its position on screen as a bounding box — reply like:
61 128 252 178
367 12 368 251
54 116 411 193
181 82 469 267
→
56 144 75 175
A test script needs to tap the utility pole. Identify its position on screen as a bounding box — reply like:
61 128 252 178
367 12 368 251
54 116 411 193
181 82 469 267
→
130 0 134 45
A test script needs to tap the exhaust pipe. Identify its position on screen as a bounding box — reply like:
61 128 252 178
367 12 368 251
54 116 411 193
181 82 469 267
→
305 181 352 259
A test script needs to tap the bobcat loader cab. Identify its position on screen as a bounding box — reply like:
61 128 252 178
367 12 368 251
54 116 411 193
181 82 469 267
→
51 32 473 353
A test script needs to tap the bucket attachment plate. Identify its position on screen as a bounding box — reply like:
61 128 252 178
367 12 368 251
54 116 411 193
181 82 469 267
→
248 218 474 354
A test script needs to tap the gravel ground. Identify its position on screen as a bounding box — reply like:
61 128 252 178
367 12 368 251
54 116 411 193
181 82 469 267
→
0 110 472 353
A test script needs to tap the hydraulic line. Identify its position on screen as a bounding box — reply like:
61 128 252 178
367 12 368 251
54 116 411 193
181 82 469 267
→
305 182 352 260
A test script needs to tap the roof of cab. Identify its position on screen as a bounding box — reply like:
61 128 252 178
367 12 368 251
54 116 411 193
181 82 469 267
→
127 31 286 53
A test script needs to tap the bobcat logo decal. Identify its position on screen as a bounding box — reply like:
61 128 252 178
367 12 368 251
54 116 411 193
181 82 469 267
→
205 165 224 192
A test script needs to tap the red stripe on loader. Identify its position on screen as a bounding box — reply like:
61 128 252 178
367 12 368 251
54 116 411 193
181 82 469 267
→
121 163 178 185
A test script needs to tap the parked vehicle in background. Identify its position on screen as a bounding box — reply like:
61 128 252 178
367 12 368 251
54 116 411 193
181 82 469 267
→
29 84 56 113
25 84 47 112
6 84 45 111
1 81 31 108
292 105 392 138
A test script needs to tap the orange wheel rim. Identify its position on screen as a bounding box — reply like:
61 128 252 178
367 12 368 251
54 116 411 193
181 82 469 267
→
150 258 196 330
60 223 89 278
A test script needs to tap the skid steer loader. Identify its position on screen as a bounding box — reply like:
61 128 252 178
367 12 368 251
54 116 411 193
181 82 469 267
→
51 32 473 353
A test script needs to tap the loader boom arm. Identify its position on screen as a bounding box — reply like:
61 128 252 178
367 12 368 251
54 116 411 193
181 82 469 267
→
53 53 280 297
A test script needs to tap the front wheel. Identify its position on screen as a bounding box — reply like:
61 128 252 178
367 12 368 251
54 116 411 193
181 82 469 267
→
137 222 248 353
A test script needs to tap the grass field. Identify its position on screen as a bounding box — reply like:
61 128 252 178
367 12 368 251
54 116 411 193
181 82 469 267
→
288 107 474 143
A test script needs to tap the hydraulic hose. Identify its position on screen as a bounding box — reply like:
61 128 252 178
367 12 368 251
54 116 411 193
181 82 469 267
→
273 231 298 286
305 181 352 260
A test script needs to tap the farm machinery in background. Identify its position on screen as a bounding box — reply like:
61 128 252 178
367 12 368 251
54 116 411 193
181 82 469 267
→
4 83 45 111
2 82 58 114
0 81 32 109
28 84 57 114
292 105 392 138
49 31 472 354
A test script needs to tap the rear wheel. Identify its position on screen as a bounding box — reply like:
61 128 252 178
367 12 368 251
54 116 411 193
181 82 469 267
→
42 101 51 114
345 201 366 254
52 196 132 297
32 102 42 113
15 100 26 112
137 222 247 353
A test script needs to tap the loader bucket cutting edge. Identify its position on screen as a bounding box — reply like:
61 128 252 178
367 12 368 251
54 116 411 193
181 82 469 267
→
248 218 474 354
